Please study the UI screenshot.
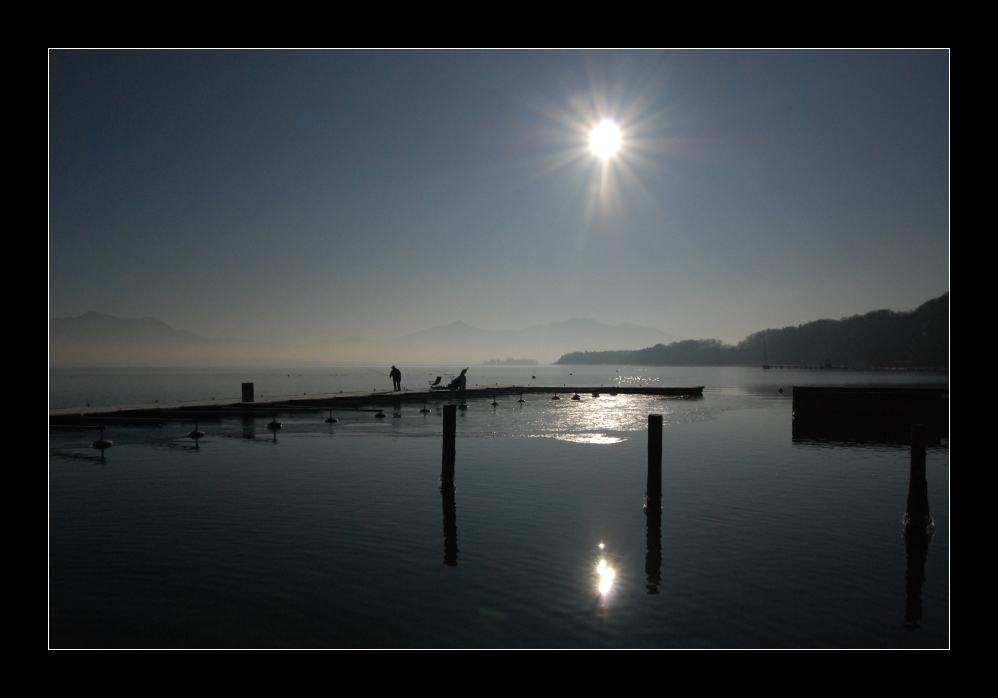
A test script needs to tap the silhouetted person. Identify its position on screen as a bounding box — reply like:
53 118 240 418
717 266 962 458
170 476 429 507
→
447 368 468 391
390 365 401 391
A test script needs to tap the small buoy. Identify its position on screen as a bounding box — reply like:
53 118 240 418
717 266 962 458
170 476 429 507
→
551 395 560 400
459 403 468 410
188 421 205 440
491 396 499 406
517 394 525 403
532 375 536 379
571 393 581 401
609 392 618 396
778 387 784 394
420 401 430 413
267 417 282 430
592 392 600 398
92 427 112 450
325 410 338 423
375 409 387 418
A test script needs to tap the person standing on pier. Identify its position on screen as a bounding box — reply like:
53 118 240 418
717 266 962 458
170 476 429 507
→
390 365 402 391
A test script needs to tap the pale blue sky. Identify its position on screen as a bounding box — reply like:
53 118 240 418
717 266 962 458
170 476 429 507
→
49 50 948 351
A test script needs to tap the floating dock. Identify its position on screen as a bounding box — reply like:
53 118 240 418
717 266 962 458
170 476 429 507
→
49 385 705 425
792 386 948 442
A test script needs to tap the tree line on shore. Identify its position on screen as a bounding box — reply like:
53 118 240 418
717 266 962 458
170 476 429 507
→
555 293 948 368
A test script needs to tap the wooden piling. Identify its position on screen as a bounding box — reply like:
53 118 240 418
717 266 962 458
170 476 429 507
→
442 404 456 481
647 414 663 504
905 424 930 528
241 382 254 403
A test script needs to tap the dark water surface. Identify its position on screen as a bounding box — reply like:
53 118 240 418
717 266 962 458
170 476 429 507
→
49 368 949 647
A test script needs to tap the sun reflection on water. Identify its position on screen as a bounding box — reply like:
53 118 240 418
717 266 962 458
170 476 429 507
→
595 543 615 596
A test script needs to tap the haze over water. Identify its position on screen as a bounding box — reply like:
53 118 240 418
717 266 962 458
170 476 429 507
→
49 367 948 647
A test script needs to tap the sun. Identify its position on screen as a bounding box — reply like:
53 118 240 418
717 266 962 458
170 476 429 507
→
590 120 621 160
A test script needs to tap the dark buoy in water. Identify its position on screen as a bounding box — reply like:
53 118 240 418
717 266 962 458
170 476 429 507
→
420 401 430 413
491 396 499 406
610 392 618 396
267 416 282 430
532 375 536 379
571 393 581 401
517 393 525 403
777 387 784 394
592 391 600 398
188 421 205 440
551 394 560 400
325 410 338 423
375 409 387 418
459 401 468 410
92 427 112 450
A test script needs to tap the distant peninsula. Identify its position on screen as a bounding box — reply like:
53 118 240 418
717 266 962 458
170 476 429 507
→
480 357 539 366
556 293 948 369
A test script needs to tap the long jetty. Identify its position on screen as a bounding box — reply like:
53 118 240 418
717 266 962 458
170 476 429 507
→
49 384 705 425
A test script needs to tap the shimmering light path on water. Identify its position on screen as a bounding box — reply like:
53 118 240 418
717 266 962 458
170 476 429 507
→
49 371 948 647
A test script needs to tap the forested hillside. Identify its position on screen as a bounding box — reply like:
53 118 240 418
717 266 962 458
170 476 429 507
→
556 293 948 368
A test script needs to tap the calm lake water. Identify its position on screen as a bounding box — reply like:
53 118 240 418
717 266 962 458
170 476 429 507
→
48 366 949 647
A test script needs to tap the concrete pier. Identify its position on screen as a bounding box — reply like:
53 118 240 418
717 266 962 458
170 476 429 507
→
792 386 948 442
49 384 705 424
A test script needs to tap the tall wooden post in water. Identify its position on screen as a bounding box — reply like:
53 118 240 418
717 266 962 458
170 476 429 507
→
905 424 930 528
440 403 458 565
645 414 663 593
442 404 456 482
647 414 663 504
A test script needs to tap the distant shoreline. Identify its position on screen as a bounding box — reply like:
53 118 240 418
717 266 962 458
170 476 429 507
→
479 358 539 366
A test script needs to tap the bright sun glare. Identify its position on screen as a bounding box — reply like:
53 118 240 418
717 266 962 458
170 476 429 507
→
590 120 621 160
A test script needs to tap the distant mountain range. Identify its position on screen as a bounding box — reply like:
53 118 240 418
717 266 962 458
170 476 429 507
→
50 312 214 366
49 312 675 367
51 311 208 346
397 319 675 364
556 293 948 369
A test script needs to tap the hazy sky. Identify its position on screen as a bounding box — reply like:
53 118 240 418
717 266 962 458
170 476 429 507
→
49 51 949 347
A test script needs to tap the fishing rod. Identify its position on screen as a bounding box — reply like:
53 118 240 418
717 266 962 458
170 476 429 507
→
363 367 391 377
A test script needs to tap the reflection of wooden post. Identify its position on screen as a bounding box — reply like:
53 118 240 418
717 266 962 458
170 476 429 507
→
442 404 456 481
645 507 662 594
442 482 458 566
904 424 931 630
647 414 663 503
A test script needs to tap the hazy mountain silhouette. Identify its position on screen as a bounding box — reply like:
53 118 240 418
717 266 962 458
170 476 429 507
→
48 312 673 367
556 293 948 369
51 312 209 346
398 319 675 364
50 312 215 367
